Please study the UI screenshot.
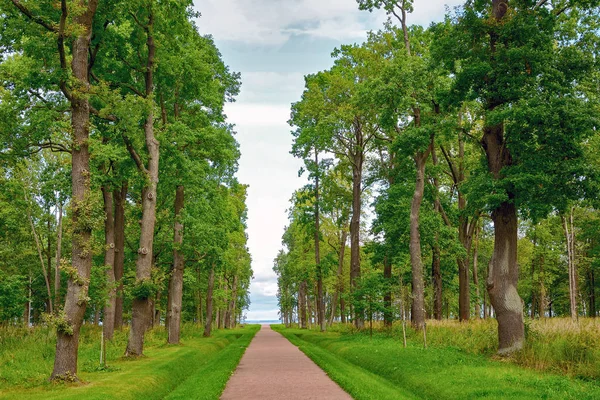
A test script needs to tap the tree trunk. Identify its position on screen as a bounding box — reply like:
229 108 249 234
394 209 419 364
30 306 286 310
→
473 224 481 319
204 264 215 337
589 268 596 317
51 0 98 380
410 150 428 330
167 185 184 344
113 181 127 329
383 255 393 326
483 0 524 355
562 208 578 321
55 203 63 308
350 146 364 329
487 200 524 354
125 7 159 358
314 151 325 332
26 203 53 315
299 280 307 329
538 254 546 317
432 243 442 321
227 275 238 328
102 185 116 341
329 230 347 325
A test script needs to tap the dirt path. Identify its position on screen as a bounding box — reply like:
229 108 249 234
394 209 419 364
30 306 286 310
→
221 325 352 400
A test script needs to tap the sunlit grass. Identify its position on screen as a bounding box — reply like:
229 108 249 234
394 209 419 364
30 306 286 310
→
274 319 600 400
0 323 259 399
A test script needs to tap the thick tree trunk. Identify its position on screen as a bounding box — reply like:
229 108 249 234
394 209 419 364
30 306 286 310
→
167 185 185 344
113 182 127 329
410 151 428 330
350 149 364 329
51 0 98 380
55 203 63 308
102 185 116 341
125 8 159 357
204 264 215 337
487 201 523 354
482 0 524 355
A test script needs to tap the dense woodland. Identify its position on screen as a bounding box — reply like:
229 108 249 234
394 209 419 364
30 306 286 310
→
0 0 252 381
276 0 600 354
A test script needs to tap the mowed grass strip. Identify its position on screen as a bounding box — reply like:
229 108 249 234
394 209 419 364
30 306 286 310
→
273 325 600 400
0 324 259 400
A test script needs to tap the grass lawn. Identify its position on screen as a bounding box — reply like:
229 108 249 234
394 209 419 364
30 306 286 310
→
0 324 259 399
273 325 600 400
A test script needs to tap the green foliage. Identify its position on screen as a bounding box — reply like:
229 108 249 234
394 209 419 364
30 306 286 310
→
129 279 159 301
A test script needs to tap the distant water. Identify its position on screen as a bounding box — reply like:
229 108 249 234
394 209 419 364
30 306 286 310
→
245 320 281 324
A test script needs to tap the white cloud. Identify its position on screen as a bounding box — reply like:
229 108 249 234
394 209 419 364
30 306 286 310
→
237 72 306 104
194 0 465 46
225 103 291 127
194 0 385 46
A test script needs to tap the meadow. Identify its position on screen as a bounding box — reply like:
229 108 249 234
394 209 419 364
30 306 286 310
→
273 318 600 400
0 324 259 399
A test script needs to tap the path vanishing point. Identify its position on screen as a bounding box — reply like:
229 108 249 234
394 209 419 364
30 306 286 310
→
221 325 352 400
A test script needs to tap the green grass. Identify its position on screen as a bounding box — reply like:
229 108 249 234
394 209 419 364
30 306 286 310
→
273 325 600 400
0 324 259 399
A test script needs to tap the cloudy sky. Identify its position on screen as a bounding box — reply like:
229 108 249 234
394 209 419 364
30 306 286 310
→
192 0 464 321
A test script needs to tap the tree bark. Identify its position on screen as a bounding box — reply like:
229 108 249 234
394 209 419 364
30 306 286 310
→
204 264 215 337
299 280 307 329
314 150 325 332
473 224 481 319
55 203 63 308
227 275 238 328
51 0 99 381
410 149 429 330
329 230 347 325
589 267 596 317
101 185 116 341
26 202 53 315
125 6 159 357
482 0 524 355
113 181 127 329
562 208 578 321
383 255 394 326
350 124 364 329
167 185 184 344
431 243 442 321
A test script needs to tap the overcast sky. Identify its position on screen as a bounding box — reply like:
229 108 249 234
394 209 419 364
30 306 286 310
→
192 0 464 321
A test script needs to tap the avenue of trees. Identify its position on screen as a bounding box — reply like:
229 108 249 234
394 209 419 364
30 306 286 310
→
0 0 252 381
276 0 600 354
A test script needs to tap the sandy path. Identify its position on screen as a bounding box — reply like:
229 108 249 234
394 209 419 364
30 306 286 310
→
220 325 352 400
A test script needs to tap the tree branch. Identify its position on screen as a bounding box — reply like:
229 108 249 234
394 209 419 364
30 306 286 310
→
122 134 147 174
10 0 58 32
440 145 459 185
